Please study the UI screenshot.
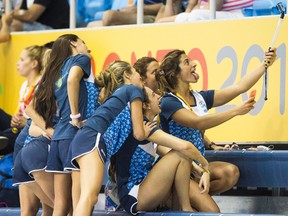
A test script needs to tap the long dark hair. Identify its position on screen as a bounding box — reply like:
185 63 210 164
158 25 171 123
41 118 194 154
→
33 34 79 128
158 49 185 94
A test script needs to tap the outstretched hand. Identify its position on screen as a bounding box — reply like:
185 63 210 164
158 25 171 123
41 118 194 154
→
236 97 256 116
264 47 277 68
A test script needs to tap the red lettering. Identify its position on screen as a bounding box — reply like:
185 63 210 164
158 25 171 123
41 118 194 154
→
102 52 121 71
131 51 153 66
155 49 174 61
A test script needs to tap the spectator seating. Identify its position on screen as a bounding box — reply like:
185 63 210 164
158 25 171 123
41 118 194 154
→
242 0 287 16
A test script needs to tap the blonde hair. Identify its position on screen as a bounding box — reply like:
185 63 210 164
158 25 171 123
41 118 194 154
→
25 45 44 73
95 60 132 101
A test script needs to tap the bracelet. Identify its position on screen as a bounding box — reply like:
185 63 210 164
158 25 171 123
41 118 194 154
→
208 142 216 149
70 113 81 119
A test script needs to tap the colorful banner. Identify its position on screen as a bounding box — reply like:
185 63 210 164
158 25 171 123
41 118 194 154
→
0 16 287 142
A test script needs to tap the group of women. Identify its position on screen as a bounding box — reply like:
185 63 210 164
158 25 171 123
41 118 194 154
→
11 33 276 216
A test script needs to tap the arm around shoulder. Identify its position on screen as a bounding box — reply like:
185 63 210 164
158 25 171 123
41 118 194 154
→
130 98 146 141
148 129 208 167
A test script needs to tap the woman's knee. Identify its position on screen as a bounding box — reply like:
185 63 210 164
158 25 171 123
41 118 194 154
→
169 149 190 160
80 192 99 207
21 205 39 216
225 164 240 185
189 181 220 212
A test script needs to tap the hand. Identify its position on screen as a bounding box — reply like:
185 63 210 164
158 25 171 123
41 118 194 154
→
236 97 256 116
69 118 86 128
143 121 157 139
46 128 54 138
42 132 52 140
10 113 26 128
264 47 277 68
198 171 210 194
2 12 13 25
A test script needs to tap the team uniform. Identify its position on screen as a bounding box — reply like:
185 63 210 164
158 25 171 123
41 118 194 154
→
13 135 53 185
113 119 159 215
65 64 99 171
46 54 91 173
13 115 60 185
70 84 143 169
160 90 214 156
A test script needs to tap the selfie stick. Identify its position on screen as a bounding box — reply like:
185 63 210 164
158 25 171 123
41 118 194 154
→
264 2 285 100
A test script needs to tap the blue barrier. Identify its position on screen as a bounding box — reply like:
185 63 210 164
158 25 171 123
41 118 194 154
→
205 150 288 188
0 208 286 216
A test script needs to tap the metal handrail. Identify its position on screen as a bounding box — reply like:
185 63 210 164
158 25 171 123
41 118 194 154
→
70 0 76 29
137 0 144 24
210 0 216 19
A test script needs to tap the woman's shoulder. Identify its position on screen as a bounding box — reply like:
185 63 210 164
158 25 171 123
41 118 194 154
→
74 53 91 59
68 54 91 64
117 84 143 95
161 92 179 101
125 84 142 91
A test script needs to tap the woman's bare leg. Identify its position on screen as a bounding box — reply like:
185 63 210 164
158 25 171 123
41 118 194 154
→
41 203 53 216
189 180 220 212
137 150 192 211
19 185 40 216
52 173 72 216
73 149 105 216
32 171 54 204
209 161 240 195
25 182 53 208
71 171 80 210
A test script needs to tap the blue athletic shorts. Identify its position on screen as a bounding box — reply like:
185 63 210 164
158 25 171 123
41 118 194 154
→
46 139 73 173
70 126 107 169
13 136 50 185
64 143 78 171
